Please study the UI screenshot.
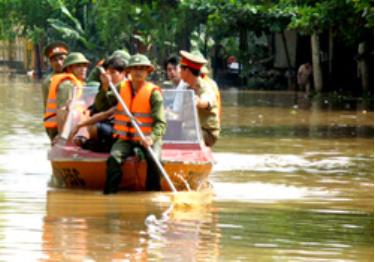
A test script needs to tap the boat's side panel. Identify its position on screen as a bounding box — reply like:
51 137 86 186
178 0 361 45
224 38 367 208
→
51 158 212 191
51 157 147 190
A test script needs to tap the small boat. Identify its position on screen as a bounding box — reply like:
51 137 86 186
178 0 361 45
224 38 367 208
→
48 86 214 191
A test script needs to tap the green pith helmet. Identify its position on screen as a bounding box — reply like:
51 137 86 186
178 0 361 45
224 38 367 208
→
63 52 90 70
109 49 131 65
126 53 154 72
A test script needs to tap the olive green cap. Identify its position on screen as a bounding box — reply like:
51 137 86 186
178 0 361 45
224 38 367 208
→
109 49 131 65
43 42 69 58
63 52 90 70
126 53 154 72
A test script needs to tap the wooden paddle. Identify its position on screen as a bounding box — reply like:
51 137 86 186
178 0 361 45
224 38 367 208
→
98 67 177 192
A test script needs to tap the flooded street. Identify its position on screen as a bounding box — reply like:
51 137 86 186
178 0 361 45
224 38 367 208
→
0 76 373 261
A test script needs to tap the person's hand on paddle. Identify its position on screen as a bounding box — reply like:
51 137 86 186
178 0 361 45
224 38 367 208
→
140 136 153 148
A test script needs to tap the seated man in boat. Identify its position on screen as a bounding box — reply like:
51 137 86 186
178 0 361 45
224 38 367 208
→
69 56 128 152
90 50 130 114
41 42 69 141
179 50 220 147
104 54 167 194
44 52 90 142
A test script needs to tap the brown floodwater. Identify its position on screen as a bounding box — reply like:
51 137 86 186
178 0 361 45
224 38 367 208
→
0 75 373 261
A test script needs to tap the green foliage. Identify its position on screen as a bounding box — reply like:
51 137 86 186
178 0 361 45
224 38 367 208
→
47 0 98 51
285 0 373 44
0 0 52 42
0 0 372 80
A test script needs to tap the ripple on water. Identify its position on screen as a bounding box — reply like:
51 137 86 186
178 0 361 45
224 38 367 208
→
213 152 358 174
212 182 338 203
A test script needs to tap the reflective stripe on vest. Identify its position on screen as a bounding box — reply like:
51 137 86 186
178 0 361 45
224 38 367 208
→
43 73 82 128
113 80 160 141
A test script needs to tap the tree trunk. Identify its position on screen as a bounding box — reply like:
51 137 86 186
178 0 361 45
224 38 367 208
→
357 41 369 92
281 30 295 90
311 33 323 92
328 27 334 75
8 39 14 63
34 43 43 79
204 26 208 57
239 26 248 85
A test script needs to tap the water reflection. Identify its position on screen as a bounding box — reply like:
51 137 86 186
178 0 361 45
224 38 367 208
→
41 190 220 261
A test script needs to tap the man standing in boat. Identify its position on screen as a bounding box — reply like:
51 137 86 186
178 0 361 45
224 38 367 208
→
200 64 222 125
104 54 167 194
191 50 222 126
179 50 220 147
42 42 69 140
44 52 90 142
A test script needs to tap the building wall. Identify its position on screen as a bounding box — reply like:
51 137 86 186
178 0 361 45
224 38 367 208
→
273 30 297 69
0 37 34 73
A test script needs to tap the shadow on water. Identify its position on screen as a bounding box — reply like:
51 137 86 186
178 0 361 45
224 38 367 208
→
0 76 373 261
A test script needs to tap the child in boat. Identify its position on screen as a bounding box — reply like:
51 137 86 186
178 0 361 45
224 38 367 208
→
69 56 128 152
104 54 167 194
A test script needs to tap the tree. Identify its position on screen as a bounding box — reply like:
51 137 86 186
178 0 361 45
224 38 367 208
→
286 0 373 93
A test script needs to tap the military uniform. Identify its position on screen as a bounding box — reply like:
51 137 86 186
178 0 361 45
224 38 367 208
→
195 77 220 146
179 50 220 146
44 52 90 141
42 42 69 140
56 53 90 108
42 42 69 108
89 49 131 113
104 54 167 194
87 49 131 83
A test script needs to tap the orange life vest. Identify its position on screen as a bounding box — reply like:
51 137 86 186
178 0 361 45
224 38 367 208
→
203 75 222 124
113 80 160 141
43 73 82 128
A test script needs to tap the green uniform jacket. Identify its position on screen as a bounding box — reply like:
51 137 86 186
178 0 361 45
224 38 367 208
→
195 77 220 138
93 84 118 113
56 79 76 108
87 66 101 83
